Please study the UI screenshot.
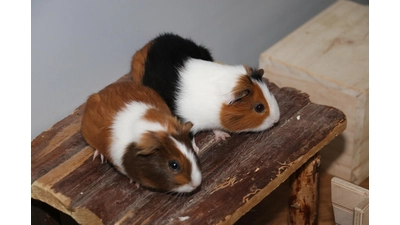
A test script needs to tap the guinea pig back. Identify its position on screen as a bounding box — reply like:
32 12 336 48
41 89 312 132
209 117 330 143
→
129 32 280 138
81 82 201 193
130 33 213 107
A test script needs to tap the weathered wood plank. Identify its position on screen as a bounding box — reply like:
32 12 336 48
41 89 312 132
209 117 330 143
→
289 154 321 225
31 74 346 225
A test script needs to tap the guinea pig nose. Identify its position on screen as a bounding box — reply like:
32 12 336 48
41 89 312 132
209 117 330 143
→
254 103 265 113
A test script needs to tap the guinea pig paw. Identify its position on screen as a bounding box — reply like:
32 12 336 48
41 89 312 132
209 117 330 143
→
100 154 106 164
213 130 231 141
192 138 200 154
93 150 107 164
92 150 100 161
129 180 140 190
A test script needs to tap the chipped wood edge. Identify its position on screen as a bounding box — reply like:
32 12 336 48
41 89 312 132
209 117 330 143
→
31 146 103 225
217 116 347 225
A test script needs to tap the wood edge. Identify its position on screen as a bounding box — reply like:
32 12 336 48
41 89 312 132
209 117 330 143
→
355 197 369 212
331 177 369 196
31 185 104 225
31 146 96 224
31 181 72 216
353 197 369 225
218 116 347 224
72 207 105 225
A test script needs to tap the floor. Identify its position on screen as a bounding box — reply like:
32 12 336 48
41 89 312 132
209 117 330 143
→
236 171 369 225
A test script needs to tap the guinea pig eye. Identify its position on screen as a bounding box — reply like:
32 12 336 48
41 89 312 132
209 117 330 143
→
168 160 181 172
254 103 265 113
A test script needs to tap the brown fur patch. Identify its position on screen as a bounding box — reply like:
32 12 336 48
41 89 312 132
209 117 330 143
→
143 108 178 134
143 109 193 142
82 81 197 191
134 131 193 189
220 75 271 131
81 93 113 161
130 40 154 83
81 82 170 163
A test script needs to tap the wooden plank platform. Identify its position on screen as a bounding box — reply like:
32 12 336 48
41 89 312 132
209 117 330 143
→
31 74 346 225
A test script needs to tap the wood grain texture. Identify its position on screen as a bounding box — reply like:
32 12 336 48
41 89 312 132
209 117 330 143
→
289 154 321 225
31 74 346 225
259 0 368 184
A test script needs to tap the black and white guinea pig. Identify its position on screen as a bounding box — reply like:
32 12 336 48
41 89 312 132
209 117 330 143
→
81 81 201 193
130 33 280 141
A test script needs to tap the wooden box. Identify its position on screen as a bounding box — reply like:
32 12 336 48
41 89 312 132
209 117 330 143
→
331 177 369 225
259 0 368 184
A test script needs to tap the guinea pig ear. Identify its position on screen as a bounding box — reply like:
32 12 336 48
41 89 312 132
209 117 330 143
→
136 131 162 156
137 146 159 156
181 122 193 134
250 69 264 81
227 89 250 105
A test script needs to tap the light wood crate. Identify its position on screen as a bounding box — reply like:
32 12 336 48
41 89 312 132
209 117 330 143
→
331 177 369 225
259 0 368 184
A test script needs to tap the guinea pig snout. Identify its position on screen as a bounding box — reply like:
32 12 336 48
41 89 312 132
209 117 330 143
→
173 163 202 193
172 179 201 193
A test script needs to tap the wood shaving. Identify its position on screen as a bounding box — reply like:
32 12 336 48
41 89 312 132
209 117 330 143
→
179 216 190 221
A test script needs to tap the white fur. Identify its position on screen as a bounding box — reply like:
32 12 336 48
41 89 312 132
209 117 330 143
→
176 58 280 134
109 102 163 175
170 137 202 192
109 101 201 192
241 79 280 132
176 59 247 134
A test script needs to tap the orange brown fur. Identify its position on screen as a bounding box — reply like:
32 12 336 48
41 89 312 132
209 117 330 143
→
134 131 193 188
130 40 154 83
81 82 170 161
143 108 193 137
220 75 271 131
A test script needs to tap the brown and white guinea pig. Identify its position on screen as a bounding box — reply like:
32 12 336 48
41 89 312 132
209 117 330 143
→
81 81 202 193
130 33 280 141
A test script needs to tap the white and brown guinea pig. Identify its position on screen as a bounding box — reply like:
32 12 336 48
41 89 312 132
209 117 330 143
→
130 33 280 141
81 81 201 193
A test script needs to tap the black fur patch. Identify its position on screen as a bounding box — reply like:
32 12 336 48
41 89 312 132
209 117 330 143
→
250 69 263 82
142 33 214 115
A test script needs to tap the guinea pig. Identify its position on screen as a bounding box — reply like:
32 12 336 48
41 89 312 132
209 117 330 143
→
130 33 280 141
81 81 202 193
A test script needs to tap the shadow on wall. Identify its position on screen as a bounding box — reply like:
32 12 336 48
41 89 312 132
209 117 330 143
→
319 134 345 174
